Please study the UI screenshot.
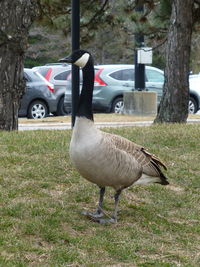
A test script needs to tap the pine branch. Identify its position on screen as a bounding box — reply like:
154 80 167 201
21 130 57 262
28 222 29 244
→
81 0 109 28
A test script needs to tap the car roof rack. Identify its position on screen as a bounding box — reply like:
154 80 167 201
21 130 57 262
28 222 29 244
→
45 63 69 66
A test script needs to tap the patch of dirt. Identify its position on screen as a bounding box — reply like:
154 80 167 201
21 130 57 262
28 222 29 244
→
167 184 184 193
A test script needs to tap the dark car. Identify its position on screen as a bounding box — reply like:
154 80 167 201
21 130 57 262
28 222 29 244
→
32 64 71 115
19 68 57 119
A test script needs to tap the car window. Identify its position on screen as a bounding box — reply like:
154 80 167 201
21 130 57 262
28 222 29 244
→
67 69 98 83
37 67 50 77
109 69 134 81
146 69 164 83
25 71 44 82
67 71 83 82
54 70 71 80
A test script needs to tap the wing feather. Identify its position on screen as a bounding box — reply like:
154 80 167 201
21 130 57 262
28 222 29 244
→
102 131 168 184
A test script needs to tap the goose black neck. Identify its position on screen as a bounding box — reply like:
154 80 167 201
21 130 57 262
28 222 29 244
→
76 57 94 121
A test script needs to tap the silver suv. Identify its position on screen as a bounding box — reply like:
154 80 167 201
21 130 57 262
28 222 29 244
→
33 64 71 115
64 64 200 114
64 65 164 113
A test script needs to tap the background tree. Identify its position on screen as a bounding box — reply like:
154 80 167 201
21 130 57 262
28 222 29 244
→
0 0 38 130
155 0 196 123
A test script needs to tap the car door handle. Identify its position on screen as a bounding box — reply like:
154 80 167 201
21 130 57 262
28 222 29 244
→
148 84 158 88
123 83 131 87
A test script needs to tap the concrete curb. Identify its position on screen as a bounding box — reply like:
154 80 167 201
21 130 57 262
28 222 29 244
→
18 118 200 131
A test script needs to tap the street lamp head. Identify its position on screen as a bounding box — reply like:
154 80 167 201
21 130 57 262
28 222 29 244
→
59 49 91 68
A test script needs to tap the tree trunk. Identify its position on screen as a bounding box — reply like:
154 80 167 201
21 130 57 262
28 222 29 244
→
0 0 38 130
154 0 194 123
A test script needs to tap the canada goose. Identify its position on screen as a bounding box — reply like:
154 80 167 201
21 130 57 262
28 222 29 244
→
59 49 169 224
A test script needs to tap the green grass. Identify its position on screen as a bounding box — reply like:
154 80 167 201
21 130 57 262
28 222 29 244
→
0 124 200 266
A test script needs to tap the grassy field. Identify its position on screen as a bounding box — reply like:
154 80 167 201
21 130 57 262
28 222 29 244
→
0 123 200 266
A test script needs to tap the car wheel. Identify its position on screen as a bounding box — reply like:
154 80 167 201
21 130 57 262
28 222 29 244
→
188 97 198 114
111 97 124 113
56 96 68 116
27 100 48 119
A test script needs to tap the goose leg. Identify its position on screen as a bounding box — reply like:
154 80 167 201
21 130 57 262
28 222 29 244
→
98 189 122 224
94 186 105 217
82 187 105 219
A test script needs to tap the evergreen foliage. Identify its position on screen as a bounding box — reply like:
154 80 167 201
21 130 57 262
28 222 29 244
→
27 1 200 71
27 0 171 68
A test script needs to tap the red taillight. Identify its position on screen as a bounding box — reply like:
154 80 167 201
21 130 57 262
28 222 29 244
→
44 68 54 92
94 68 107 86
45 68 52 81
47 85 54 93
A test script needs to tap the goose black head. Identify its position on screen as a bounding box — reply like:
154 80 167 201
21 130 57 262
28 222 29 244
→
59 49 91 68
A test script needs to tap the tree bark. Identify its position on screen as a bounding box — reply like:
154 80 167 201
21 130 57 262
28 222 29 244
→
154 0 194 123
0 0 38 130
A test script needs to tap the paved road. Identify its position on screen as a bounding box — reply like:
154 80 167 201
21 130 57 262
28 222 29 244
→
18 118 200 131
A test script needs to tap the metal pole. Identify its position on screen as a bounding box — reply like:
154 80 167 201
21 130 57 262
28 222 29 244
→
71 0 80 127
134 2 145 91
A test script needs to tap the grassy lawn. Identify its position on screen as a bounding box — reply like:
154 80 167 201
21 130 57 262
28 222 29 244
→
0 123 199 266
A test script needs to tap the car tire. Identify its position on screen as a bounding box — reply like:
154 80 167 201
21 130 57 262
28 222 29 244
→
56 96 68 116
111 97 124 113
27 100 48 119
189 96 198 114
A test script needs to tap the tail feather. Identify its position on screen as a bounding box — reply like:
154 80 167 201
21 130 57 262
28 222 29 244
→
142 148 167 170
150 160 169 185
151 154 167 170
134 172 169 185
141 148 169 185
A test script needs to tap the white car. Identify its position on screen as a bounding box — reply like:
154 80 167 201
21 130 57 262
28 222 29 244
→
189 75 200 113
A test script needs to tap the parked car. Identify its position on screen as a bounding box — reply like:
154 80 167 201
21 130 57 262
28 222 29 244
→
188 75 200 113
64 65 164 114
19 68 57 119
64 64 200 114
33 64 71 115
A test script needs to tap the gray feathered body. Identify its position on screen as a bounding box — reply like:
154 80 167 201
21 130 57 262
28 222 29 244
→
70 117 168 191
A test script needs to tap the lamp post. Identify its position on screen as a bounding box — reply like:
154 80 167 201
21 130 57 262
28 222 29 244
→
123 2 156 116
134 2 145 91
71 0 80 127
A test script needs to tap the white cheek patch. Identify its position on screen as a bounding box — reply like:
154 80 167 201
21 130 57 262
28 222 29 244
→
74 53 90 68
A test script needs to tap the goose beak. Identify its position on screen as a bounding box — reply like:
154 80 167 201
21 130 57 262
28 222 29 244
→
58 55 73 63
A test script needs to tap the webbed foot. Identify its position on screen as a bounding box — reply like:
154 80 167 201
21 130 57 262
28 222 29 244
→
98 217 117 224
81 210 104 219
82 211 117 224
